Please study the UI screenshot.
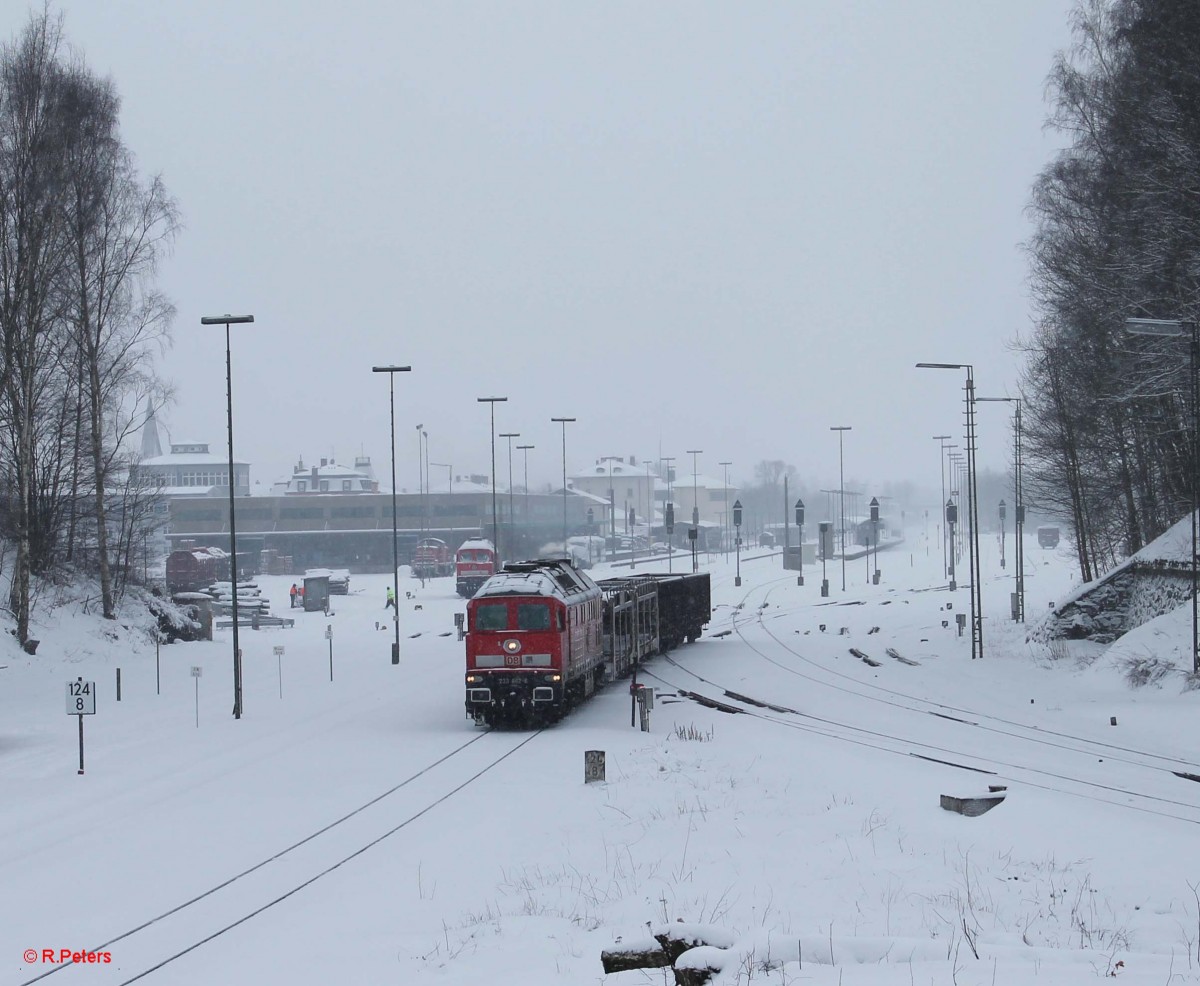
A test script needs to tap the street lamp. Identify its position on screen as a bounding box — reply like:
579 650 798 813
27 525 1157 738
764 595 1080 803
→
795 498 805 586
500 432 520 561
687 449 703 572
1125 317 1199 673
999 499 1007 569
870 496 880 584
917 362 982 659
201 313 254 719
373 364 412 665
945 498 958 591
478 397 508 563
733 499 743 586
662 456 676 572
818 521 831 596
517 444 534 533
413 425 428 587
719 461 732 561
932 435 951 577
977 396 1025 622
551 417 575 558
830 426 851 591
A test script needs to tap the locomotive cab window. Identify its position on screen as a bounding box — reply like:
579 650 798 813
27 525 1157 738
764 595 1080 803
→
475 604 508 631
517 603 551 631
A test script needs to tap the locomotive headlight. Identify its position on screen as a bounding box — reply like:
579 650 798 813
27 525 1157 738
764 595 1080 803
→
466 674 482 684
502 638 521 654
550 674 561 682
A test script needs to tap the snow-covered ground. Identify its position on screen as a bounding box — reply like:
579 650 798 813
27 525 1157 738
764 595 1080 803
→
3 530 1199 985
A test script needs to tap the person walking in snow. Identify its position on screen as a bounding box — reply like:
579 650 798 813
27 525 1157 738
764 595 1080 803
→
385 586 396 610
289 583 298 608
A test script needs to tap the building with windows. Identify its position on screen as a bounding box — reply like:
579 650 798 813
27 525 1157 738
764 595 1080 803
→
568 456 666 535
137 439 250 497
272 457 378 495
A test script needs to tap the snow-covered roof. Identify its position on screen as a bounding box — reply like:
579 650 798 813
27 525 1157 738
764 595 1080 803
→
475 569 565 601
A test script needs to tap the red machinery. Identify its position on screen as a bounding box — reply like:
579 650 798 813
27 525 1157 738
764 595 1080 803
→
455 537 497 598
165 546 230 593
412 537 454 579
463 558 711 727
464 559 604 726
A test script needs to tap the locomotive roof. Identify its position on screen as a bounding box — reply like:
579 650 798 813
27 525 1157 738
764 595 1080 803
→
474 558 599 601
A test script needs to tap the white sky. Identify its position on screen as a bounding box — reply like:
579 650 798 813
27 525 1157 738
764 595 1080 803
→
17 1 1076 492
5 528 1200 984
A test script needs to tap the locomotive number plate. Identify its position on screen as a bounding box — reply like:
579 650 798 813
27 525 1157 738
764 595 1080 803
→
505 654 522 667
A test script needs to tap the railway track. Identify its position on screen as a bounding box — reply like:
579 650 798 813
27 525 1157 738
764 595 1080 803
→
17 730 543 986
635 575 1200 826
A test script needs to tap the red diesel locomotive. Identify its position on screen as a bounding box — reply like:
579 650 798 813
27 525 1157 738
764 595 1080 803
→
464 558 711 727
455 537 497 598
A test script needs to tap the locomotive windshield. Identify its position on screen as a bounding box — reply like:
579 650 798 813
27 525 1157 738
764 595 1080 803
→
474 604 508 631
517 603 551 631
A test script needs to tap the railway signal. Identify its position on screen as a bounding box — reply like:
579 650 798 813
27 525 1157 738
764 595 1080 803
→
795 498 805 586
734 499 743 586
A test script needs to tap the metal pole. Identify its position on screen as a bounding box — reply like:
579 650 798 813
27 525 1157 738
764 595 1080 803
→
500 433 520 561
831 427 851 591
374 365 411 665
223 322 242 718
933 435 950 578
687 450 702 573
552 418 575 556
720 461 731 561
1192 324 1199 673
203 315 256 718
478 398 507 563
518 444 534 541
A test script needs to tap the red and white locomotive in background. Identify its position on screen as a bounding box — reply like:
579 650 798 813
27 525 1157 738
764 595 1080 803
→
464 557 711 727
455 537 497 597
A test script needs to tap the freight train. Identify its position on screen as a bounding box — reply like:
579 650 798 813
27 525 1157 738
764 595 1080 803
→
463 558 711 727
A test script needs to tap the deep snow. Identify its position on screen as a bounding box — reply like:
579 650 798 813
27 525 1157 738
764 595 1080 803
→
2 527 1199 985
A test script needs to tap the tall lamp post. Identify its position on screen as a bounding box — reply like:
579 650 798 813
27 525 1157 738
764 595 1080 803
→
719 461 732 561
932 434 951 577
517 444 534 534
870 496 880 584
998 499 1007 569
551 417 576 557
830 426 851 591
477 397 508 563
977 396 1025 622
733 499 743 586
687 449 703 572
373 364 412 665
662 456 676 572
500 432 520 560
415 424 429 587
917 362 982 659
818 521 831 596
202 314 254 719
795 498 805 586
1125 317 1199 673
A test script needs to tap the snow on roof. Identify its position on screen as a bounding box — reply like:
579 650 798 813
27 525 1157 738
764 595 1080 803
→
475 569 565 601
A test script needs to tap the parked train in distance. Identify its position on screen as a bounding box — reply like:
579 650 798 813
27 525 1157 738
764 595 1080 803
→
412 537 454 579
464 557 711 727
455 537 497 597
